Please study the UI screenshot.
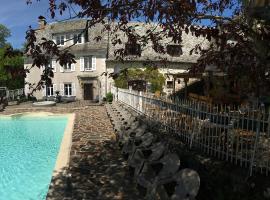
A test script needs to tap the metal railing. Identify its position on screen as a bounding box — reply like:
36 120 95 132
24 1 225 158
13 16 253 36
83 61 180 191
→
6 88 24 101
113 87 270 176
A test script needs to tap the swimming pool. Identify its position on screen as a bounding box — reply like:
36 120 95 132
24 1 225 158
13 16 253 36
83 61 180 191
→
0 113 71 200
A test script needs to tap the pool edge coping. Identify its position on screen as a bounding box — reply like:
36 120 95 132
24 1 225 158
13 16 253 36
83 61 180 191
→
52 113 75 176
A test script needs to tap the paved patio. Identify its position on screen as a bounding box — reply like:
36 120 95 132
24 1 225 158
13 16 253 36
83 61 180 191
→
1 101 143 200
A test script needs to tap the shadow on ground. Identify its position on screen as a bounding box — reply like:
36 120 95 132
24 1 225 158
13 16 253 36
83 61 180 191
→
47 140 143 200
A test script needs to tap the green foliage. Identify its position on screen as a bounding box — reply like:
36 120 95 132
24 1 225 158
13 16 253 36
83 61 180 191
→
114 66 165 93
0 24 10 48
106 92 113 102
144 66 165 93
0 47 24 89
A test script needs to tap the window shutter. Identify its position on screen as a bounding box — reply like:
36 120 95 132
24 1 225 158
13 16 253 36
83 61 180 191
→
52 60 56 73
92 56 96 70
42 86 46 97
60 83 64 96
72 83 76 96
82 33 85 44
71 62 75 71
53 36 56 44
53 84 57 95
60 64 64 73
80 57 85 71
70 34 74 45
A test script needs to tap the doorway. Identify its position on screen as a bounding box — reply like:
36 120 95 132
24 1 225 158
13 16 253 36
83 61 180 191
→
83 83 93 100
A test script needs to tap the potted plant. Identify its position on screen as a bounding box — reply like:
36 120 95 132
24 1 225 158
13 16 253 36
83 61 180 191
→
55 90 61 103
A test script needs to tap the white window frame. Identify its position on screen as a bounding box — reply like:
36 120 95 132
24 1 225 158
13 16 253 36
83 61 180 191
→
41 60 55 73
81 56 96 71
63 63 72 71
84 56 93 71
56 35 65 46
52 60 56 72
47 85 54 96
64 83 72 96
73 33 84 44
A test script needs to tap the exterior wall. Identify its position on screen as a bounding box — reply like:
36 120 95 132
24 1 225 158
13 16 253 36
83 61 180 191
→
25 56 106 100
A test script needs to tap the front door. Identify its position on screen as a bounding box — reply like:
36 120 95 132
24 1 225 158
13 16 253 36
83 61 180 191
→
84 83 93 100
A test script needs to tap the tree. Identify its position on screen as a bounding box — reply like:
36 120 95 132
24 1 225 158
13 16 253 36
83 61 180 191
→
0 24 11 48
193 2 270 97
0 46 24 89
21 0 269 96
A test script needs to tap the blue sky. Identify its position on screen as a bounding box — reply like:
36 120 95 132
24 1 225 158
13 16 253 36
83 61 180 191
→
0 1 237 49
0 0 69 49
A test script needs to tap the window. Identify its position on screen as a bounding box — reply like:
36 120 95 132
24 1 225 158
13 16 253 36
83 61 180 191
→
47 85 54 96
64 83 72 96
73 33 83 44
167 81 173 89
42 61 51 72
167 45 182 57
56 35 65 46
41 60 55 73
125 43 141 56
80 56 96 71
84 56 93 70
63 63 72 71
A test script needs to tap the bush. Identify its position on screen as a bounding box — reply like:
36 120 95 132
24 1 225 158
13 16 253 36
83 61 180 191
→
106 92 113 103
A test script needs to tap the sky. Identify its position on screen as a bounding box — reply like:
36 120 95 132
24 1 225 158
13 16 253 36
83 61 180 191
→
0 0 237 49
0 0 70 49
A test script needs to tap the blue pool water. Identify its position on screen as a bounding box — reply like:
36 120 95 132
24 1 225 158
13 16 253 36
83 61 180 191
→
0 115 68 200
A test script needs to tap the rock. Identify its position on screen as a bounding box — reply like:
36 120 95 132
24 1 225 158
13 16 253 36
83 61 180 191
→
172 169 200 200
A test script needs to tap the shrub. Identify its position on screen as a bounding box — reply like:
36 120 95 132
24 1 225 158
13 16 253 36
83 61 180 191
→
106 92 113 102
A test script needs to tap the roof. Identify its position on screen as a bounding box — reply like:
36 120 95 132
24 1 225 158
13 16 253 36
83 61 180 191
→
34 19 210 64
107 22 210 63
49 19 88 34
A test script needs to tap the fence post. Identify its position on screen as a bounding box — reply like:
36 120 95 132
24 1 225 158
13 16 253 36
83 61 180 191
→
139 91 143 113
116 87 118 101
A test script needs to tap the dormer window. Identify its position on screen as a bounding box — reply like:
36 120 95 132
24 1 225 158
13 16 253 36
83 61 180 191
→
125 43 141 56
73 33 83 44
167 45 182 57
56 35 65 46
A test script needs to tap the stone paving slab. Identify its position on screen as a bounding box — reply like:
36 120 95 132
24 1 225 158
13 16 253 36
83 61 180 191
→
0 103 143 200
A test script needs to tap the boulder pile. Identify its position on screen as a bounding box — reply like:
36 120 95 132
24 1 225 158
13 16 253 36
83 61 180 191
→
106 102 201 200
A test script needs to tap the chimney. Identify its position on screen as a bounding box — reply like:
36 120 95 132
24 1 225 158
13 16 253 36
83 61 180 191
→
38 16 47 29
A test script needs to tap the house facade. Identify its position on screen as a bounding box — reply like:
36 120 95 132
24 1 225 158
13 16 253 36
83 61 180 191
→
24 19 208 100
25 19 108 101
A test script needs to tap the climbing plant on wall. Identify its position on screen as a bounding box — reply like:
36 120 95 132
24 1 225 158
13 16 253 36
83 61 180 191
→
114 66 165 93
